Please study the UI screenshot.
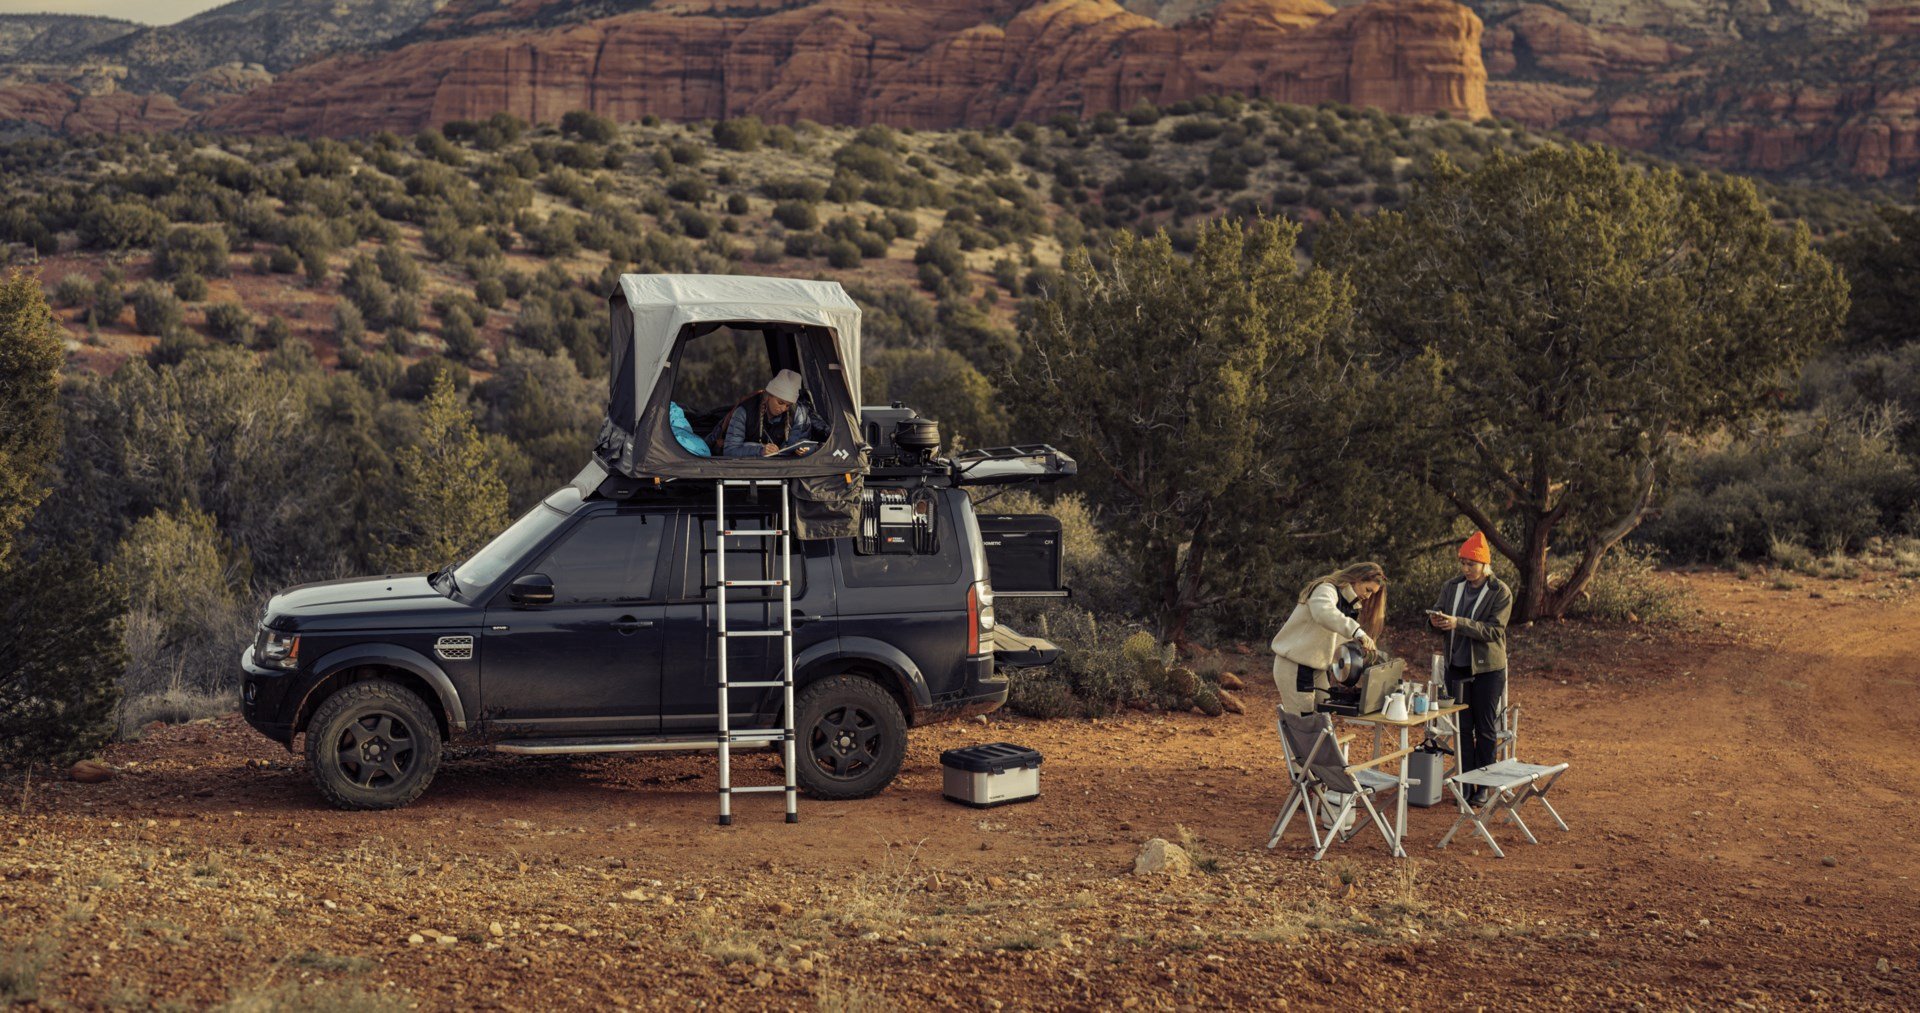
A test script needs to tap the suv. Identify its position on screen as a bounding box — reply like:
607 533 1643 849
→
241 473 1058 810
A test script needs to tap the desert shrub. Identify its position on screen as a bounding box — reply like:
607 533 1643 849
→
666 175 710 204
772 200 818 230
1556 543 1686 625
712 116 766 151
110 507 254 731
1642 412 1920 561
130 284 183 337
154 225 230 279
561 109 618 143
376 244 424 292
53 273 92 307
826 239 862 269
760 178 826 202
676 208 717 239
414 128 465 165
78 197 168 251
724 193 750 215
88 277 124 327
204 301 254 345
170 272 208 302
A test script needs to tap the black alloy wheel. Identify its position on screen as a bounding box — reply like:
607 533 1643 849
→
304 679 443 810
794 675 908 800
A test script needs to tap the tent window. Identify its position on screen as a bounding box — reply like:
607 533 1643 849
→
663 322 843 457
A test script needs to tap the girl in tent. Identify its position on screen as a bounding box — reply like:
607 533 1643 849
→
720 368 828 457
1270 562 1388 716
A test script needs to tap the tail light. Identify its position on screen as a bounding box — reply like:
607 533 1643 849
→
966 580 994 655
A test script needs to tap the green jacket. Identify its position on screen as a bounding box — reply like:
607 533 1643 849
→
1430 576 1512 675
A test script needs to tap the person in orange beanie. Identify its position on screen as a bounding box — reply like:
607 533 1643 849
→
1427 532 1513 800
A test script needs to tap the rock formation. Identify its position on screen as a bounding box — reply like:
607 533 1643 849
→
197 0 1490 135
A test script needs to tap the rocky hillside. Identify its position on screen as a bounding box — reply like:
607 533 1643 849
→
0 14 138 61
81 0 451 92
199 0 1489 135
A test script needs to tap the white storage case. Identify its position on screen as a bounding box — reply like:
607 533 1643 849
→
940 742 1043 808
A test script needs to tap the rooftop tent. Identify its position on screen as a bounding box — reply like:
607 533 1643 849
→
593 274 868 535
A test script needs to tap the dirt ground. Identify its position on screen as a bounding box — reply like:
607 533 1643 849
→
4 569 1918 1010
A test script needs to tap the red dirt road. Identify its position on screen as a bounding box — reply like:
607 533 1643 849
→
3 570 1918 1009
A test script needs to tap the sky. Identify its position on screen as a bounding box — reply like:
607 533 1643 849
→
0 1 230 24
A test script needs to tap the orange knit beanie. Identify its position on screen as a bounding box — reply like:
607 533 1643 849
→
1458 531 1492 564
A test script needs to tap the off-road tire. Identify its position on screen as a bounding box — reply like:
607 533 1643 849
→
304 679 443 811
794 675 907 800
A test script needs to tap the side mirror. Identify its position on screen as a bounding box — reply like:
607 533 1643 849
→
508 573 555 607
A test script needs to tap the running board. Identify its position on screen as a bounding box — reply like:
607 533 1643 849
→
492 735 778 755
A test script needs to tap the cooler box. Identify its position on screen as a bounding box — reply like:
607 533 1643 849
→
977 514 1065 595
940 742 1043 808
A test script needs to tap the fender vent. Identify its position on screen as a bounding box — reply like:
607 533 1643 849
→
434 636 474 661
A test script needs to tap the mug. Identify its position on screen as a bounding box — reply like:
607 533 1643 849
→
1413 693 1429 715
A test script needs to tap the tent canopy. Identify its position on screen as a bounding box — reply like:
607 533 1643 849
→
595 275 869 509
617 274 861 413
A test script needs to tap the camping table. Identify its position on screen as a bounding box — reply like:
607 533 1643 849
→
1341 704 1469 855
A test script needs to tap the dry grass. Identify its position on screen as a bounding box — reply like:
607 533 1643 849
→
0 935 52 1004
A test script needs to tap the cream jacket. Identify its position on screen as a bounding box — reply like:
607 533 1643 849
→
1269 582 1368 672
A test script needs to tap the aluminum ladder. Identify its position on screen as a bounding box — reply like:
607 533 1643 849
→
712 479 799 825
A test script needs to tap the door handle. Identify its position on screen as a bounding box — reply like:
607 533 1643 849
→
791 613 819 626
611 616 655 633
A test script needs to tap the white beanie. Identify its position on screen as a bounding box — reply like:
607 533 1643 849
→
766 369 803 403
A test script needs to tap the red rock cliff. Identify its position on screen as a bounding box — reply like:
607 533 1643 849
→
197 0 1489 135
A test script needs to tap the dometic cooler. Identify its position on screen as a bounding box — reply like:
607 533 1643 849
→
940 743 1043 808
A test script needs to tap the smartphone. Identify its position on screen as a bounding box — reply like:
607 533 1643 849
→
1423 610 1446 617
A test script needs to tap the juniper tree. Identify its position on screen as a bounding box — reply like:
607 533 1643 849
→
376 372 509 573
1319 147 1847 620
0 270 62 570
1006 217 1425 642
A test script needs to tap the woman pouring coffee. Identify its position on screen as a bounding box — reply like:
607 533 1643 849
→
1428 532 1513 794
1270 562 1388 716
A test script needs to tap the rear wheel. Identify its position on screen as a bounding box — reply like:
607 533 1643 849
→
304 680 442 811
794 676 907 800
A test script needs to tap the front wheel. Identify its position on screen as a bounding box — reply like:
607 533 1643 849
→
304 679 443 810
794 676 907 800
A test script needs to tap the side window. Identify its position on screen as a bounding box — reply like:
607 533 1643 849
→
690 515 803 600
527 512 667 605
839 507 960 587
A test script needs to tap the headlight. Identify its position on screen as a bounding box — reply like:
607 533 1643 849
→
258 629 301 670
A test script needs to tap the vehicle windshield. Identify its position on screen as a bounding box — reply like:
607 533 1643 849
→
451 495 575 594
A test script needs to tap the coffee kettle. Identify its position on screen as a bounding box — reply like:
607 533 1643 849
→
1382 689 1410 722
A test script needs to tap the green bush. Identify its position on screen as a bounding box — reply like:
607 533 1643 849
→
1642 414 1920 560
204 301 254 345
154 226 230 279
1557 543 1687 625
666 176 711 204
131 284 183 337
0 548 127 765
772 200 818 230
825 239 862 269
712 116 766 152
561 109 618 144
53 273 92 307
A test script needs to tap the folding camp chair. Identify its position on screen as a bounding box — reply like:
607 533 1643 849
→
1267 709 1414 860
1494 678 1520 762
1436 758 1570 859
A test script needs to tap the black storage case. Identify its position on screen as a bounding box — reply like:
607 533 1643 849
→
977 513 1065 595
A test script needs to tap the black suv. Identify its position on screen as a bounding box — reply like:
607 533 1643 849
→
241 463 1064 810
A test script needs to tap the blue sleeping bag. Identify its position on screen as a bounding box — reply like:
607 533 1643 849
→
670 402 711 457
